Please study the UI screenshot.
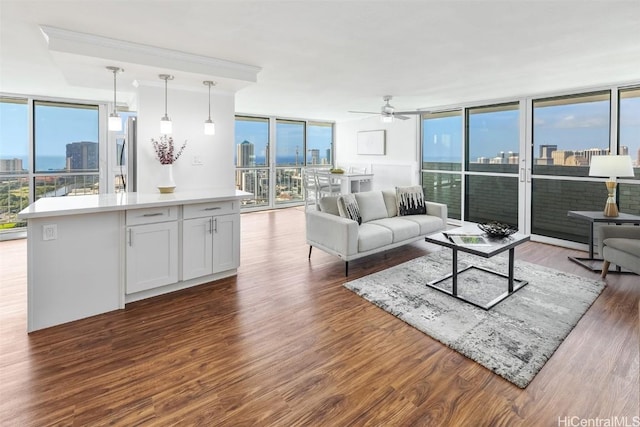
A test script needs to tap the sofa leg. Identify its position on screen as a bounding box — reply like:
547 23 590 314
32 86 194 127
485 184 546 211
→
345 261 349 277
601 260 611 278
308 246 313 259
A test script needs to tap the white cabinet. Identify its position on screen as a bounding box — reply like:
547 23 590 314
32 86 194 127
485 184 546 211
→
126 207 179 294
212 214 240 273
182 201 240 281
182 216 214 280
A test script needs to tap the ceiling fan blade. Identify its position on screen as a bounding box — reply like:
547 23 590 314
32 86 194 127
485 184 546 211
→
395 115 411 120
394 110 426 115
348 110 381 114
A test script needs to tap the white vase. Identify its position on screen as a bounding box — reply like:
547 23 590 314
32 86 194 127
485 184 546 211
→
158 164 176 193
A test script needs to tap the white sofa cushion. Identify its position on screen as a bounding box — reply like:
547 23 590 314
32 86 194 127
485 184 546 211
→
381 190 398 217
401 215 445 235
368 218 420 243
355 191 388 223
358 223 393 252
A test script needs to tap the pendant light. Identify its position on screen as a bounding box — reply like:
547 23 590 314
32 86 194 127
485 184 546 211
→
106 66 123 131
159 74 174 134
203 80 216 135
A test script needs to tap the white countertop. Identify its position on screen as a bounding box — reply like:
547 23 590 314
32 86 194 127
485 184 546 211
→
18 189 253 219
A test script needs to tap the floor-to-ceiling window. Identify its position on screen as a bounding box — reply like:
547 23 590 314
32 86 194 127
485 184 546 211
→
235 115 333 209
421 110 462 220
421 83 638 248
234 116 270 207
275 119 305 204
0 98 29 234
466 102 520 226
617 87 640 212
531 91 611 242
33 101 100 199
0 97 104 239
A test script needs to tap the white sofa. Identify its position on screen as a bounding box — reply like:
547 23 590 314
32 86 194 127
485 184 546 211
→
306 189 448 275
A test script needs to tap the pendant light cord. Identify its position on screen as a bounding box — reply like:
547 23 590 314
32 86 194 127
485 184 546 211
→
112 69 117 115
164 78 168 117
208 83 211 120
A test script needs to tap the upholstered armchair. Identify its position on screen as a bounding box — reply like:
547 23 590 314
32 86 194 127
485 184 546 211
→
598 225 640 277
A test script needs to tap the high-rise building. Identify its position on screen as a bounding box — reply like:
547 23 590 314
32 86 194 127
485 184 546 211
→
0 158 24 173
325 148 331 165
582 148 608 165
309 149 320 165
237 140 255 167
66 141 98 170
537 145 557 165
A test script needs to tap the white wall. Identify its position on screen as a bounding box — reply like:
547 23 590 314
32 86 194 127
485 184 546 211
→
335 115 420 190
136 85 235 193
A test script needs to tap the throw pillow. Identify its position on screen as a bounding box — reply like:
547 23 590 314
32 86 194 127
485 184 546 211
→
337 194 362 225
318 196 340 216
396 185 427 216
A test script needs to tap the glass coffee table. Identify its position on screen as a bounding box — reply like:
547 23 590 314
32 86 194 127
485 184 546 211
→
424 224 531 310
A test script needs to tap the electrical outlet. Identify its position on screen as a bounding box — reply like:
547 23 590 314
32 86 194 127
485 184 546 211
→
42 224 57 241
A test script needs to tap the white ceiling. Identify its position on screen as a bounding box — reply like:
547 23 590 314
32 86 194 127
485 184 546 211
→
1 0 639 122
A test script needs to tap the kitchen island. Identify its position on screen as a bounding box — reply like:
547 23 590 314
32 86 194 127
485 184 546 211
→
18 189 251 332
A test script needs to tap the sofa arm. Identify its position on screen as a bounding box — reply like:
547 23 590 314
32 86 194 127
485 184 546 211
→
425 201 448 225
597 224 640 254
306 210 359 257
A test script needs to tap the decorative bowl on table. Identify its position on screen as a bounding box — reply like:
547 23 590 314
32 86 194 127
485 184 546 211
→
329 168 344 174
478 221 518 238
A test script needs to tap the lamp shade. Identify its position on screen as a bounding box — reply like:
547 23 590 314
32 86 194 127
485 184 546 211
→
160 117 172 134
204 119 215 135
108 114 122 132
589 155 635 179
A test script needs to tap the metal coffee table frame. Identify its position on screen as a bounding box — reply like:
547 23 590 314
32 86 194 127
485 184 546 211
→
424 226 531 310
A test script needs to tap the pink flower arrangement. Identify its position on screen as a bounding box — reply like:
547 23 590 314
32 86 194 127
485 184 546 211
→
151 135 187 165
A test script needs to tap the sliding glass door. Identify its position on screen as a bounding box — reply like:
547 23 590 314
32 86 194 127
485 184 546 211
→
421 83 640 249
235 116 334 209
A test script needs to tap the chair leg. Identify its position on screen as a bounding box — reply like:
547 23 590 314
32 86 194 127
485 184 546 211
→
308 246 313 259
601 260 610 278
345 261 349 276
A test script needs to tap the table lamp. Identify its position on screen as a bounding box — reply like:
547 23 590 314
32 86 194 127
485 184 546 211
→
588 155 635 217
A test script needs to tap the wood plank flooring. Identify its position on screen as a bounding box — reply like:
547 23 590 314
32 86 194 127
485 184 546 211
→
0 207 638 426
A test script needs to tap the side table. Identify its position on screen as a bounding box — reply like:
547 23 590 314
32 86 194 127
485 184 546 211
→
567 210 640 272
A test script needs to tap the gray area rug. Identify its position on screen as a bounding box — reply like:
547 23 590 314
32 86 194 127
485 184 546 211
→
344 250 605 388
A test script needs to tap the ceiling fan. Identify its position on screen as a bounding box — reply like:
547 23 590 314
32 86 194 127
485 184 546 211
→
349 95 425 122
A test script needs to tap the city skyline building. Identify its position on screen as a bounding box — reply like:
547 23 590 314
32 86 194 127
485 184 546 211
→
65 141 98 171
0 158 24 173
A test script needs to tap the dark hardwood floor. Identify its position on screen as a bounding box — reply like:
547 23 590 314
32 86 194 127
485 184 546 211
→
1 207 638 426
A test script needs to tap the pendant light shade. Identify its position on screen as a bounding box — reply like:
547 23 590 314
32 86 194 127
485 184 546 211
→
203 80 216 135
159 74 174 134
107 66 123 132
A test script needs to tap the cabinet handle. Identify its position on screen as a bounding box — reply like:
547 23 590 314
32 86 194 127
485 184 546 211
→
204 207 221 211
209 218 213 234
128 229 133 246
214 218 218 233
142 212 164 217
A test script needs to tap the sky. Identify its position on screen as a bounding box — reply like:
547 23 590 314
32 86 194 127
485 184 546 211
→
423 96 640 163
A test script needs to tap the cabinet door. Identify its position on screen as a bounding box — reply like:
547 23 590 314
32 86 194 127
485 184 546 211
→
212 214 240 273
126 221 178 294
182 217 214 281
